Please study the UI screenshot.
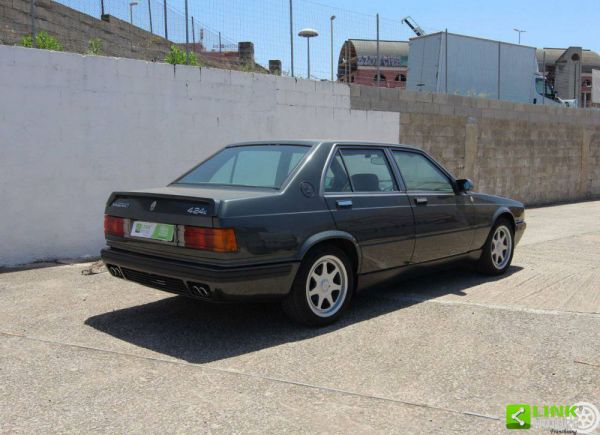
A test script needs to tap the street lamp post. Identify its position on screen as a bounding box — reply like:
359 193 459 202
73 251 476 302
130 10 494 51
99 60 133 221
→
330 15 336 82
513 28 526 44
129 1 138 25
299 28 318 79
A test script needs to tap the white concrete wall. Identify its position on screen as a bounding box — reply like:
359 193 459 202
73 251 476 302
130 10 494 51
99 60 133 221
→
0 45 400 266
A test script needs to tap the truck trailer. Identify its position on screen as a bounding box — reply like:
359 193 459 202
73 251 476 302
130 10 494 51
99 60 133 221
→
407 31 566 106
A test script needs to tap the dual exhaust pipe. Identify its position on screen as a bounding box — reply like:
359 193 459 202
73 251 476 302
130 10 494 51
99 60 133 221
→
107 264 211 299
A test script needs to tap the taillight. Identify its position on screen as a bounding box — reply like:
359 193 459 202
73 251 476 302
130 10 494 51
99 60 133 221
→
104 215 125 237
183 226 238 252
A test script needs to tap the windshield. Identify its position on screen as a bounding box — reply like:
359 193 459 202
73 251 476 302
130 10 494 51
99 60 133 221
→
535 77 555 99
174 145 310 189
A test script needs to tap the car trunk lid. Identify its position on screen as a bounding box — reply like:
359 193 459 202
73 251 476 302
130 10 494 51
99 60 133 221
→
104 185 276 262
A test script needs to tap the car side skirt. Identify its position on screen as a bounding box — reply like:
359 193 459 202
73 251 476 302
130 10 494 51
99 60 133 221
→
356 249 483 292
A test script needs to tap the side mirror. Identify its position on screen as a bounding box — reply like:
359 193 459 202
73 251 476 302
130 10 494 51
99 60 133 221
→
456 178 473 192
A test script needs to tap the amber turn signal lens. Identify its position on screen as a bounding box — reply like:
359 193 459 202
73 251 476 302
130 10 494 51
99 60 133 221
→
183 227 238 252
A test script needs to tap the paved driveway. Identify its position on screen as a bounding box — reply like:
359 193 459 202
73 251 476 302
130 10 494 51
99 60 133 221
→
1 201 599 433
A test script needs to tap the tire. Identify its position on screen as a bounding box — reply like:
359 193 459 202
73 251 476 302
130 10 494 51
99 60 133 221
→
282 245 354 327
476 218 515 275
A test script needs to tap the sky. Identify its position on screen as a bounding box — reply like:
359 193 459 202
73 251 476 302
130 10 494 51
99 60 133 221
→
64 0 600 79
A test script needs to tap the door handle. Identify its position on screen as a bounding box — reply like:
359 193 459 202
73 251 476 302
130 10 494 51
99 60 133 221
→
336 199 353 209
414 197 428 205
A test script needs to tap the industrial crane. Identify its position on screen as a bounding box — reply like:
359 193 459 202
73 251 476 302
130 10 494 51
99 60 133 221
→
402 16 426 37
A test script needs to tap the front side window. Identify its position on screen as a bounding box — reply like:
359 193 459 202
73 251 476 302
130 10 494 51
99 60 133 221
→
392 151 454 193
175 145 309 189
339 149 395 192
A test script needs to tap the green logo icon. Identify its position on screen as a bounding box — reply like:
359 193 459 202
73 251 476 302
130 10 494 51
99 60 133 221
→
506 404 531 429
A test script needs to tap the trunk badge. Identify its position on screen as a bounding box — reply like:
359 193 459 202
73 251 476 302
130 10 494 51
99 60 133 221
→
150 201 157 211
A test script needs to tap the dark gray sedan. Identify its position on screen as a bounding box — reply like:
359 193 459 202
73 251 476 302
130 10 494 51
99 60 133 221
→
102 141 526 326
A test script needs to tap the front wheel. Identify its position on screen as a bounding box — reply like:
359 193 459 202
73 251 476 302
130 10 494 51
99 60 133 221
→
476 219 514 275
282 245 354 326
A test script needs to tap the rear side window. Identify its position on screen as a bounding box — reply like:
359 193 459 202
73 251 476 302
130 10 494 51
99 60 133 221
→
339 149 395 192
392 151 454 193
175 145 309 189
324 152 351 192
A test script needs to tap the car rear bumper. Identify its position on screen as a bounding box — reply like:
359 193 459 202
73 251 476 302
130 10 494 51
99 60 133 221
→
515 220 526 245
101 248 299 302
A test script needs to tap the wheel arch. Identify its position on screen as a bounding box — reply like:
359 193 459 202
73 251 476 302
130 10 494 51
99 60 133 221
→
492 207 516 233
297 231 361 274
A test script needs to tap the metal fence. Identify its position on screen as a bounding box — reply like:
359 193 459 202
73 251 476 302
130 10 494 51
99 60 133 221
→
57 0 239 54
20 0 413 79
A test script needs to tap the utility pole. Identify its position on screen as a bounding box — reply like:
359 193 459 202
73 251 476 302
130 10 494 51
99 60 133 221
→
147 0 153 33
100 0 105 16
330 15 336 81
163 0 168 40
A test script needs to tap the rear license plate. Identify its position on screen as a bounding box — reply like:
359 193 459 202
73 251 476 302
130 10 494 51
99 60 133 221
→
130 221 175 242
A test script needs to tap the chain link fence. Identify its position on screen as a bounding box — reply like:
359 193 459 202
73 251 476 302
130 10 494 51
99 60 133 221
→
8 0 416 79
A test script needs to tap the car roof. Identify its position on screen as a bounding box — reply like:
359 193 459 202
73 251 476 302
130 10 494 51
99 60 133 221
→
227 140 421 150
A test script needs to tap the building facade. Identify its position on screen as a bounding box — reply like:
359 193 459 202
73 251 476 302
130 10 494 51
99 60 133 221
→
337 39 409 88
537 48 600 108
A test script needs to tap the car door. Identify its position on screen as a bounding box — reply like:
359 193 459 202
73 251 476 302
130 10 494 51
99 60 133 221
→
323 146 415 273
390 149 474 263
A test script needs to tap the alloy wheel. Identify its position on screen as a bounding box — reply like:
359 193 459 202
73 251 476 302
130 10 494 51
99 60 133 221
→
491 225 512 270
305 255 348 318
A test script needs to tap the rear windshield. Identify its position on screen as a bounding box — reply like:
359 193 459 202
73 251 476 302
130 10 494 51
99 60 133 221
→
174 145 310 189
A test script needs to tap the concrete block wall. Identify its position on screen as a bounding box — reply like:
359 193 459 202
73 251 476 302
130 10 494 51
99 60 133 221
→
0 45 399 266
351 86 600 205
1 0 172 61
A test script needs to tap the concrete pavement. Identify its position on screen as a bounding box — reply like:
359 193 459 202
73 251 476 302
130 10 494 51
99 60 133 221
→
1 200 599 433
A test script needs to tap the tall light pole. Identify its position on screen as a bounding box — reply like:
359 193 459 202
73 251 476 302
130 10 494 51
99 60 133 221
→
330 15 336 81
299 28 318 79
513 28 526 44
129 1 138 25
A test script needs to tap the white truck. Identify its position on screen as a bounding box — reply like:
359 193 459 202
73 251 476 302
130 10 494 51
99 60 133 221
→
407 31 572 106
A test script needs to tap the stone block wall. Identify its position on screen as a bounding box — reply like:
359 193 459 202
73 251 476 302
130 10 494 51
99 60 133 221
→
351 86 600 205
1 0 171 61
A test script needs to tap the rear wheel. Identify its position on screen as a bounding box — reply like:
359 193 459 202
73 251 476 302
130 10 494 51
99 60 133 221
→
476 218 514 275
282 245 354 326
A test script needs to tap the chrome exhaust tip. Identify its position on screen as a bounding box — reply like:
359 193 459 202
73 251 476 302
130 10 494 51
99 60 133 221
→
190 284 211 298
108 266 122 278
